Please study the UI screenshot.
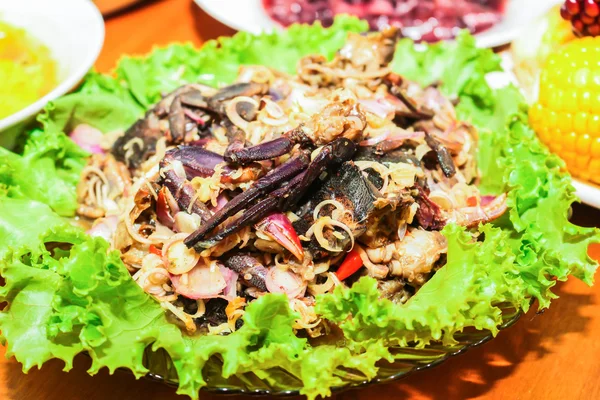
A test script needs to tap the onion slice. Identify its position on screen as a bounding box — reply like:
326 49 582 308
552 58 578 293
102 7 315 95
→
70 124 105 154
170 260 227 300
162 233 200 275
220 266 239 300
358 99 395 120
265 267 306 299
359 129 425 147
156 187 179 228
86 215 119 242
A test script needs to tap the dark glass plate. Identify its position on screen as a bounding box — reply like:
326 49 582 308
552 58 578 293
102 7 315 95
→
141 302 523 396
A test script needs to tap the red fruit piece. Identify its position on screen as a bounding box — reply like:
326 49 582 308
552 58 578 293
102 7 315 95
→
581 13 596 24
585 0 600 17
588 23 600 35
561 4 573 20
565 0 581 15
573 17 585 33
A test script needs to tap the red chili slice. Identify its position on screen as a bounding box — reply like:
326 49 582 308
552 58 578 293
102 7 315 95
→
149 245 162 256
335 248 364 281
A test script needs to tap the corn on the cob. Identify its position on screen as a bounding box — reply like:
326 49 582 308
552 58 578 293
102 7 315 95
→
529 36 600 184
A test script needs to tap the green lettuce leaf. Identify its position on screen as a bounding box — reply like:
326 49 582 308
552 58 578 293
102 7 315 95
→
0 15 598 400
42 92 141 136
317 223 527 346
114 18 368 107
0 120 88 216
0 200 389 398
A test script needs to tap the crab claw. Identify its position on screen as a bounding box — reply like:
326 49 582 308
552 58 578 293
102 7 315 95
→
255 212 304 261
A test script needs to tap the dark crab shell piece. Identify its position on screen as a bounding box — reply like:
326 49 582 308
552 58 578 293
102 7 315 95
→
112 84 217 169
354 146 422 167
112 112 163 169
293 161 380 259
209 82 270 104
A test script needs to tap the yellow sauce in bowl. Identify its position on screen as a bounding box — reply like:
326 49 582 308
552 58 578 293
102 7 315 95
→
0 21 58 120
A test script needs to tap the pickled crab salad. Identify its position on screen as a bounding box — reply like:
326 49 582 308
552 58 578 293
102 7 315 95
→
77 28 505 335
0 17 598 399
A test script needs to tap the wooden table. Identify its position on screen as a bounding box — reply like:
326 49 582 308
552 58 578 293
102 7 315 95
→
2 1 600 399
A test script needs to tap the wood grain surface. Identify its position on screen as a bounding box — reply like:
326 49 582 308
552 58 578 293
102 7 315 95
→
2 1 600 399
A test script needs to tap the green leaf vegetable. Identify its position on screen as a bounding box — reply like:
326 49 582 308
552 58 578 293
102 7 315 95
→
0 17 598 399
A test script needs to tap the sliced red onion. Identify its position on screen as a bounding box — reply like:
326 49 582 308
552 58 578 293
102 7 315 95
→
265 267 306 299
189 137 211 147
210 194 229 212
156 187 179 228
480 195 497 207
359 130 425 147
170 261 227 300
358 99 396 120
288 86 328 114
220 266 239 300
86 215 119 242
69 124 105 154
183 109 205 125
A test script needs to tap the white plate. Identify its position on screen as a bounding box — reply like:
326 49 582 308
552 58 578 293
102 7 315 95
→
194 0 560 48
573 180 600 209
0 0 104 134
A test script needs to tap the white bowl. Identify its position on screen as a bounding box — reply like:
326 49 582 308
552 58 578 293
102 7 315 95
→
194 0 560 49
0 0 104 133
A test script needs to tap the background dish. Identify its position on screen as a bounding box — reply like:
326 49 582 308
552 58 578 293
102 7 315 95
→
572 180 600 210
0 0 104 144
194 0 561 48
94 0 147 16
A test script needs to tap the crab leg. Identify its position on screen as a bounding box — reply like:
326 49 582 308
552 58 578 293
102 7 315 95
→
161 168 213 222
180 91 209 109
225 136 295 164
161 146 265 184
209 82 269 104
222 253 269 291
183 154 310 248
193 138 357 250
162 146 224 178
168 95 187 143
224 127 310 164
194 172 306 250
255 213 304 261
197 196 279 249
424 132 456 178
223 119 247 159
283 137 356 209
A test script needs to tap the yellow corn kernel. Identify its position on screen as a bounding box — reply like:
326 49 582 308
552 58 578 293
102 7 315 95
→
576 133 591 154
592 137 600 158
574 112 588 132
530 37 600 185
579 91 592 113
564 131 578 151
557 112 573 133
593 92 600 114
590 115 600 137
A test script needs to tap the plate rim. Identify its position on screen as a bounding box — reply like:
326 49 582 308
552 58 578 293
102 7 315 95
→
0 0 105 132
194 0 560 49
572 179 600 210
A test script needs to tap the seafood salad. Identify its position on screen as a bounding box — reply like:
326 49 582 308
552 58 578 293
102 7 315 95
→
77 28 507 336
